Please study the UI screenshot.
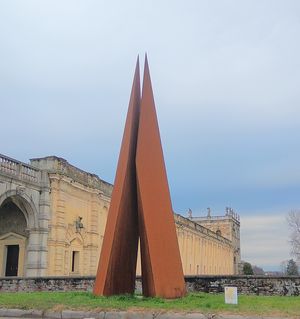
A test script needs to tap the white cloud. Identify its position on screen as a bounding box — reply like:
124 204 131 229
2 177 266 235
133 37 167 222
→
1 1 300 227
241 214 291 270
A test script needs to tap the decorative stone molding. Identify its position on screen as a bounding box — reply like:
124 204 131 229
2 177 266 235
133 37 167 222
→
30 156 112 197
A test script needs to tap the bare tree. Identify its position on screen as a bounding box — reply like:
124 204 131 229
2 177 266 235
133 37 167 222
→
287 210 300 261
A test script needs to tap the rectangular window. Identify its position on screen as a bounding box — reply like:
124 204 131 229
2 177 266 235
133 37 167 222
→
71 251 79 273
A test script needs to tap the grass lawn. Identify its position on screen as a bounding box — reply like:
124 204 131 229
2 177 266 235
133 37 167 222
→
0 292 300 317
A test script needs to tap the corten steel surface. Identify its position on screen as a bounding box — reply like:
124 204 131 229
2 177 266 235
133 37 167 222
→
94 56 186 298
136 57 186 298
93 59 141 295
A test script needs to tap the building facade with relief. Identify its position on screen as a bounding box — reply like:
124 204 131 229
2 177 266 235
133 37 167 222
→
0 153 241 277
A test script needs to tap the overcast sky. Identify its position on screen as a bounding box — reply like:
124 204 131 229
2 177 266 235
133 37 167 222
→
1 0 299 270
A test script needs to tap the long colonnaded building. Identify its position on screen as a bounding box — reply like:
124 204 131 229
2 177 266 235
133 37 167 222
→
0 154 241 277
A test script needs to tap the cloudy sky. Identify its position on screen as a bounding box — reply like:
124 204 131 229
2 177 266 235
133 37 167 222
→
1 0 299 270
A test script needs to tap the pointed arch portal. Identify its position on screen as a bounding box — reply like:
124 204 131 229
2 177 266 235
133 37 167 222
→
94 57 186 299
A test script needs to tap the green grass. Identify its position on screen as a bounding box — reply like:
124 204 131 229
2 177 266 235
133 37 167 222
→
0 292 300 317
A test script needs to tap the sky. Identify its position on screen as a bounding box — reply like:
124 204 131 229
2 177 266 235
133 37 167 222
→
1 0 300 270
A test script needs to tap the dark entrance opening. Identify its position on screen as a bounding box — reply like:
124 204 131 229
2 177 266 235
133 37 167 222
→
5 245 19 276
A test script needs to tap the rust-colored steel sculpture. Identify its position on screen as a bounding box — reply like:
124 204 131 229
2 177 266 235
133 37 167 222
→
136 56 186 298
94 56 186 298
93 58 141 296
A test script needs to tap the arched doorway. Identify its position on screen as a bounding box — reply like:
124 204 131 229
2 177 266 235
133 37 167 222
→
0 199 28 276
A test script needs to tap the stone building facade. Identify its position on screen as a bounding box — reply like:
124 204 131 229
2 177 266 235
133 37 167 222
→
0 154 50 277
190 208 241 274
0 153 240 277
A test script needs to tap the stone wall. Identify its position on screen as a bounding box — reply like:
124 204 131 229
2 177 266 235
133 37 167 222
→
1 275 300 296
0 276 95 292
185 275 300 296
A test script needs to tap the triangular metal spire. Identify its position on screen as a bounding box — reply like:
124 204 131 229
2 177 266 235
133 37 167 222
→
94 57 141 295
136 55 186 298
94 56 186 298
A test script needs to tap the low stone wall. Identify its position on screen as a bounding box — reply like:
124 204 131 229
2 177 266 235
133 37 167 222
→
185 275 300 296
1 275 300 296
0 276 95 292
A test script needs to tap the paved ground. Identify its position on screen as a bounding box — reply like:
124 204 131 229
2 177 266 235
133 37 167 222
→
0 309 290 319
